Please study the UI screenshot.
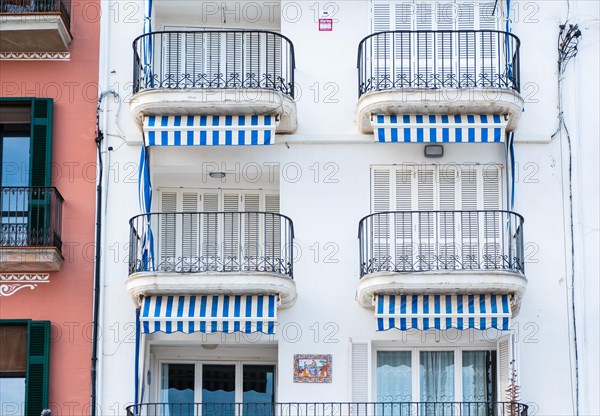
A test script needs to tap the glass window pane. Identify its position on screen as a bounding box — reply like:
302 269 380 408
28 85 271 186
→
161 363 195 416
1 136 30 187
462 351 496 416
243 365 275 416
0 378 26 416
376 351 412 415
420 351 454 415
202 364 235 416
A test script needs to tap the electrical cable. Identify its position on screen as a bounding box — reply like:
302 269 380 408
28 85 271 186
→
551 12 582 416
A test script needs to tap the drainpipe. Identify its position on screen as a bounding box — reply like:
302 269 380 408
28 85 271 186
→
90 111 104 416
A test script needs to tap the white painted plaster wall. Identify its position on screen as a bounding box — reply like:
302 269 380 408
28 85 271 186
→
98 1 599 414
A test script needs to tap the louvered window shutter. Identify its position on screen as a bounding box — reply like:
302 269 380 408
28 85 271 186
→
222 192 241 270
371 0 392 88
458 166 479 269
25 321 50 416
164 32 182 88
159 191 178 270
28 99 53 246
184 32 204 88
434 1 456 84
350 340 371 404
478 1 500 85
241 192 261 270
372 169 392 271
264 193 281 271
394 167 414 271
206 33 222 85
482 165 502 268
415 166 435 270
438 165 459 268
244 32 262 88
393 2 413 87
497 333 513 402
226 32 243 87
265 32 283 91
201 192 220 264
181 192 200 271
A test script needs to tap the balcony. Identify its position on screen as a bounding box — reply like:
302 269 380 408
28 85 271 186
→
357 210 526 314
127 211 296 308
0 0 72 54
356 30 523 134
0 187 64 272
126 402 528 416
130 30 297 134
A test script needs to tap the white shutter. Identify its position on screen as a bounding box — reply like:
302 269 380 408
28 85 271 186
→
181 192 200 270
222 192 241 270
371 164 504 272
497 333 514 402
201 192 220 264
372 169 392 270
183 32 204 88
395 167 414 271
226 32 242 86
164 32 182 88
415 166 435 270
350 340 371 403
438 165 459 268
482 165 502 268
265 33 282 90
242 192 261 269
159 191 178 270
264 193 281 269
206 32 222 83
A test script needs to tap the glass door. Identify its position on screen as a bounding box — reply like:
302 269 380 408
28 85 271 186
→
161 364 196 416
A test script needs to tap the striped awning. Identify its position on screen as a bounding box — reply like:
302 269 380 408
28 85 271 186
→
374 294 511 331
140 294 278 334
143 115 279 146
371 114 508 143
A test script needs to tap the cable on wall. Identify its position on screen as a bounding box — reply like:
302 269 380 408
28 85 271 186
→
551 13 582 416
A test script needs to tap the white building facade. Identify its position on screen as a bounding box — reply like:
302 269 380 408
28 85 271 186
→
96 1 599 415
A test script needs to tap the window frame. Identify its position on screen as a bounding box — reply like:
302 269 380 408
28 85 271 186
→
0 319 51 416
156 359 278 406
373 345 498 404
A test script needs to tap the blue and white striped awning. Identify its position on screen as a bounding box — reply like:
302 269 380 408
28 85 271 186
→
375 294 511 331
143 115 279 146
141 294 278 334
371 114 508 143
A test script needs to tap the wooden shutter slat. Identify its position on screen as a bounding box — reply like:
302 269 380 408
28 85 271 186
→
25 321 50 416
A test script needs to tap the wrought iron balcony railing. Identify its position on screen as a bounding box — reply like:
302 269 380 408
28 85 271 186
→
0 187 64 251
129 211 294 278
126 401 528 416
133 30 296 97
357 30 521 97
0 0 71 29
358 210 524 277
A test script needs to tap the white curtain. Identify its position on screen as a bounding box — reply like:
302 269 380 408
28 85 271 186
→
420 351 455 416
377 351 412 401
462 351 493 416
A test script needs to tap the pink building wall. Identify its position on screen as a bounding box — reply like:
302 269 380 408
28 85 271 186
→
0 2 100 414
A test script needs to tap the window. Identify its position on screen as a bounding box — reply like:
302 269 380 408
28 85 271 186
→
161 28 284 90
157 188 280 272
0 320 51 416
370 164 504 271
376 349 496 414
370 0 507 88
0 99 53 247
159 362 276 415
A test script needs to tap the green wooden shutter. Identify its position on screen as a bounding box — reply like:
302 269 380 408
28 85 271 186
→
25 320 50 416
29 99 52 188
28 99 53 246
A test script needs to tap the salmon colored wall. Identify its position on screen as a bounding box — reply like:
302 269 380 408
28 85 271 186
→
0 2 100 414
